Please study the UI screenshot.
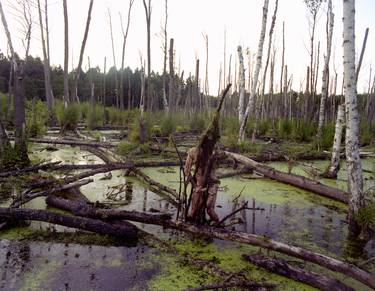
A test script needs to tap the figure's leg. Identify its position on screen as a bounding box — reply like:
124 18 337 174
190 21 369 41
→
206 184 219 222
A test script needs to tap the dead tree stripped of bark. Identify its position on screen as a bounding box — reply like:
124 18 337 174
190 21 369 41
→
0 0 29 168
356 28 369 83
323 104 345 178
63 0 69 105
343 0 366 237
142 0 152 112
186 84 231 223
37 0 54 114
161 0 169 112
119 0 135 111
168 38 174 111
73 0 94 103
317 0 334 138
107 8 119 108
237 46 246 124
238 0 269 142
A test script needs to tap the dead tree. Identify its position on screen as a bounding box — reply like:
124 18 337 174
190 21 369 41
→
161 0 169 112
0 0 29 168
237 45 246 123
119 0 135 111
343 0 365 237
168 38 175 111
37 0 54 114
238 0 269 142
73 0 94 103
317 0 334 138
63 0 69 105
142 0 152 112
107 8 119 108
356 28 369 83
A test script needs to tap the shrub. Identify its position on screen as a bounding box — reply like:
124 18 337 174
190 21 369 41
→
160 115 177 136
313 123 335 150
277 118 292 139
26 99 49 137
129 116 152 143
116 141 137 156
55 102 80 130
291 120 315 142
189 114 207 133
87 105 105 129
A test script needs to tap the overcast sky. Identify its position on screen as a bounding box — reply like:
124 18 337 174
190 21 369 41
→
0 0 374 94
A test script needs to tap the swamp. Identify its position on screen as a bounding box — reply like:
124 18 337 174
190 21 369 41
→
0 0 375 290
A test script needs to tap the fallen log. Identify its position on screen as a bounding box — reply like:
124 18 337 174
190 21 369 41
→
130 168 179 203
224 151 349 203
216 167 252 179
45 198 375 289
0 207 138 238
22 137 116 148
0 161 62 178
12 179 93 208
80 146 116 164
46 196 173 222
243 254 354 291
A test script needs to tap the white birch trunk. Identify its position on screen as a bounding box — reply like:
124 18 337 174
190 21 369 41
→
238 0 269 142
343 0 365 236
237 45 246 124
317 0 334 138
324 104 344 178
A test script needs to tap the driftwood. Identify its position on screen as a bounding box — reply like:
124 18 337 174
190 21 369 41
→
23 137 116 148
44 197 375 289
0 161 61 178
243 254 354 291
12 179 93 208
0 207 138 238
224 151 349 203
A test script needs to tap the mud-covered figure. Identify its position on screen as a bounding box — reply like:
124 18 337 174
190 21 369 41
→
184 147 220 223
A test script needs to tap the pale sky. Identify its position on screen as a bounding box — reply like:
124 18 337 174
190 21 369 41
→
0 0 374 94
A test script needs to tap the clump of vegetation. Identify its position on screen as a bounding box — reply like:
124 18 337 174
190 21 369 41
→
55 102 80 131
129 116 152 143
360 122 375 145
116 141 138 156
291 120 316 142
356 203 375 229
277 118 293 139
26 99 49 137
189 114 207 133
160 115 177 136
87 105 105 129
313 123 335 150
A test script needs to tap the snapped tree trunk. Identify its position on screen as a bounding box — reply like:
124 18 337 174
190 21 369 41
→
237 46 246 123
323 103 344 178
342 0 365 236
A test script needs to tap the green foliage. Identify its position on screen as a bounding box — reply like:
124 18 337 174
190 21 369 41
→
359 122 374 145
258 119 272 136
26 99 49 137
313 123 335 150
160 115 177 136
238 141 253 152
55 102 80 130
277 119 293 139
291 120 316 142
116 141 137 156
356 203 375 228
87 105 105 129
189 114 207 133
129 116 152 143
92 131 103 141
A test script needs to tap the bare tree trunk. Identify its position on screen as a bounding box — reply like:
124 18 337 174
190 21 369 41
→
203 34 209 97
237 46 246 123
107 8 119 108
317 0 334 138
37 0 54 114
103 57 106 106
142 0 152 112
0 0 29 168
343 0 365 237
280 21 285 95
73 0 94 103
238 0 269 142
356 27 369 83
324 104 344 178
168 38 175 111
119 0 134 111
63 0 69 106
161 0 169 112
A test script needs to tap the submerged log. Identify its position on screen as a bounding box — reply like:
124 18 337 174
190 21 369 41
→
23 137 116 148
130 168 179 203
45 197 375 289
0 207 138 238
224 151 349 203
243 254 354 291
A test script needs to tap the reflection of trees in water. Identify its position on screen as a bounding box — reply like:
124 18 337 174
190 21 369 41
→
0 240 31 289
